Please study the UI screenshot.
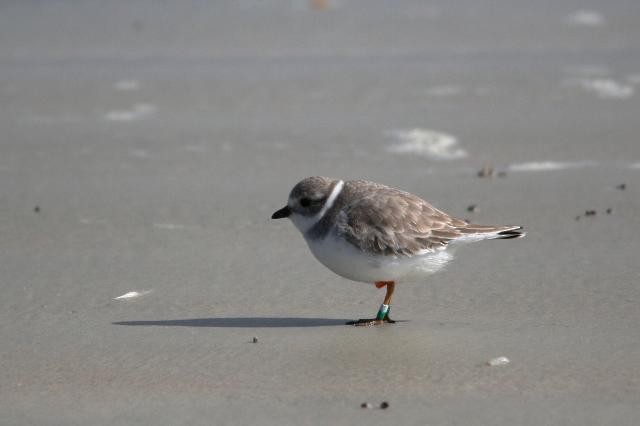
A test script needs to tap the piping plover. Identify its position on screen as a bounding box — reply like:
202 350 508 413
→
272 177 524 326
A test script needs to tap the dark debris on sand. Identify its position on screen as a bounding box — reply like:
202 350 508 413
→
477 165 494 178
477 165 507 178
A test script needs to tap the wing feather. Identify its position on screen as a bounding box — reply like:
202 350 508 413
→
336 181 466 256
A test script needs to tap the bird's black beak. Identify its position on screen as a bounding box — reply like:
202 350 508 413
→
271 206 291 219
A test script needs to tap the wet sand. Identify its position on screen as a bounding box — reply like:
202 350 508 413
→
1 1 640 424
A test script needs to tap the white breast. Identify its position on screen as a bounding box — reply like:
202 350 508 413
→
304 232 452 284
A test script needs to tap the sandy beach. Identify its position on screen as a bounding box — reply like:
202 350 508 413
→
1 1 640 424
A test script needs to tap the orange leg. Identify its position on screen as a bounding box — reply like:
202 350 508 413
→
347 281 396 326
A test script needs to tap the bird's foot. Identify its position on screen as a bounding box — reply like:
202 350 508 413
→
346 316 396 326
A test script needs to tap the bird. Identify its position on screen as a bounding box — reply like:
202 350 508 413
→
271 177 524 326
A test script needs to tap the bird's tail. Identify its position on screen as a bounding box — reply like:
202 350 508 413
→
454 224 526 242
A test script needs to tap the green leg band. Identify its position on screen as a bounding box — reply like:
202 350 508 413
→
376 304 390 321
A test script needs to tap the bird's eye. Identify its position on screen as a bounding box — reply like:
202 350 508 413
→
300 198 311 207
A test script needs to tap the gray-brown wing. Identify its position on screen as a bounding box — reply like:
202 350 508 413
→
336 186 468 256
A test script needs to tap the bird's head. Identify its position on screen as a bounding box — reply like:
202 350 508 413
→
272 176 343 233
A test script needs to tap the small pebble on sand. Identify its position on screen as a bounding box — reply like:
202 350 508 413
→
477 165 494 178
616 183 626 191
380 401 390 409
487 356 510 367
360 402 371 409
310 0 329 11
585 210 597 216
113 291 150 300
34 206 40 213
467 204 478 213
606 208 612 214
252 337 258 343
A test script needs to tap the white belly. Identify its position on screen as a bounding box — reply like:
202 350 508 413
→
304 233 452 284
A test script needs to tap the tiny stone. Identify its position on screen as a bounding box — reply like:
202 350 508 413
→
585 210 596 216
34 206 40 213
606 208 612 214
252 337 258 343
487 356 510 367
360 402 371 409
575 215 581 221
497 171 507 178
311 0 329 11
616 183 626 190
380 401 390 409
477 165 494 178
467 204 478 213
